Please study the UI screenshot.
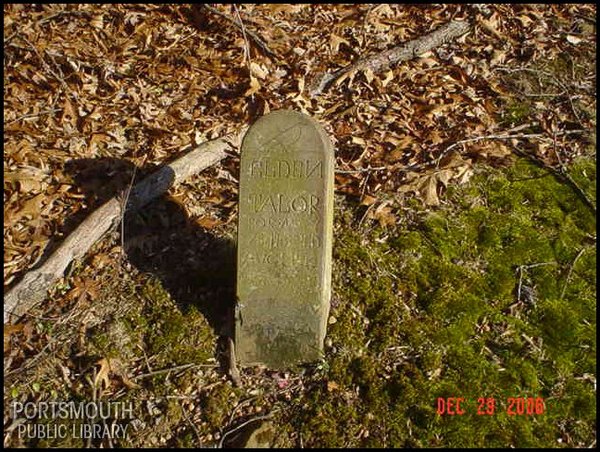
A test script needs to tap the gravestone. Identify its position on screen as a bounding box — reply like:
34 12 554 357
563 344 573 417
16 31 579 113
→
236 110 334 369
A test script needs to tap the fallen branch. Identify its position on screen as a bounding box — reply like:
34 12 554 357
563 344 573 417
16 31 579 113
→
4 132 242 324
309 19 471 97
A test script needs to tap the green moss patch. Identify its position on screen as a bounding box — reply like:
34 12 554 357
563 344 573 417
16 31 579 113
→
287 157 596 447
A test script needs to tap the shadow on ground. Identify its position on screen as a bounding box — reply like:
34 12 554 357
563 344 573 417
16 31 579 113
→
63 157 236 338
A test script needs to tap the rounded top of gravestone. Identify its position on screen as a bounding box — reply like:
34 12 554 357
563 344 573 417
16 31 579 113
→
241 110 333 158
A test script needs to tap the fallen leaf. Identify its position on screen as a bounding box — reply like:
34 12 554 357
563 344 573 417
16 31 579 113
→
369 201 397 227
91 14 104 29
95 357 139 390
327 381 339 392
420 174 440 206
250 61 269 80
360 194 378 206
4 324 24 353
330 34 350 53
197 216 222 229
94 358 112 389
245 75 261 97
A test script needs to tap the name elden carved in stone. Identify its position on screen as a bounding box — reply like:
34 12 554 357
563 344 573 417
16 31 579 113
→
247 158 323 179
236 110 334 369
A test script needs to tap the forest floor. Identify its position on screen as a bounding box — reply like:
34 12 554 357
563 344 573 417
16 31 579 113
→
3 4 596 448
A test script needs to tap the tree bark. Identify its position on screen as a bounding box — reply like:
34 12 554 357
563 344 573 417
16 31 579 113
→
4 132 242 324
309 20 471 97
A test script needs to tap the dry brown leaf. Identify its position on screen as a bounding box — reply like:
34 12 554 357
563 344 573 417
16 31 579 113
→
566 35 583 45
245 75 261 97
94 357 139 390
368 201 397 227
94 358 112 389
327 381 339 392
16 193 44 219
360 194 378 206
4 324 24 353
420 174 440 206
250 61 269 80
91 14 104 29
330 34 350 53
197 216 222 229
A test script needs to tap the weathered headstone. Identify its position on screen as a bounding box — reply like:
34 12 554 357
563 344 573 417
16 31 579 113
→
236 110 334 368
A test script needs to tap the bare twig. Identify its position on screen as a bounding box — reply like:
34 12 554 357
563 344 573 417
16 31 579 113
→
119 155 147 260
233 5 251 67
360 5 375 49
231 4 256 102
182 404 203 446
4 341 54 378
516 262 557 303
226 397 258 428
335 165 387 174
203 5 278 61
433 127 596 213
434 129 589 168
132 362 217 381
20 35 67 89
4 11 91 45
228 336 242 387
574 13 596 24
560 247 588 299
5 108 61 125
494 65 585 122
120 165 138 260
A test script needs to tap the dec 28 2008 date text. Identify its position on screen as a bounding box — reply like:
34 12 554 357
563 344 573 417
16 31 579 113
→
436 397 546 416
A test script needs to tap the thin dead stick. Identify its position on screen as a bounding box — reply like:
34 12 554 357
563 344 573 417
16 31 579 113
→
494 66 585 122
20 35 67 89
203 5 278 61
4 341 54 378
310 20 471 97
232 4 255 102
434 129 589 167
228 336 242 387
120 165 138 259
560 247 587 300
182 404 203 446
335 166 387 174
6 108 61 125
119 155 147 259
133 362 217 381
4 132 243 324
232 5 251 67
226 396 259 428
360 5 375 49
